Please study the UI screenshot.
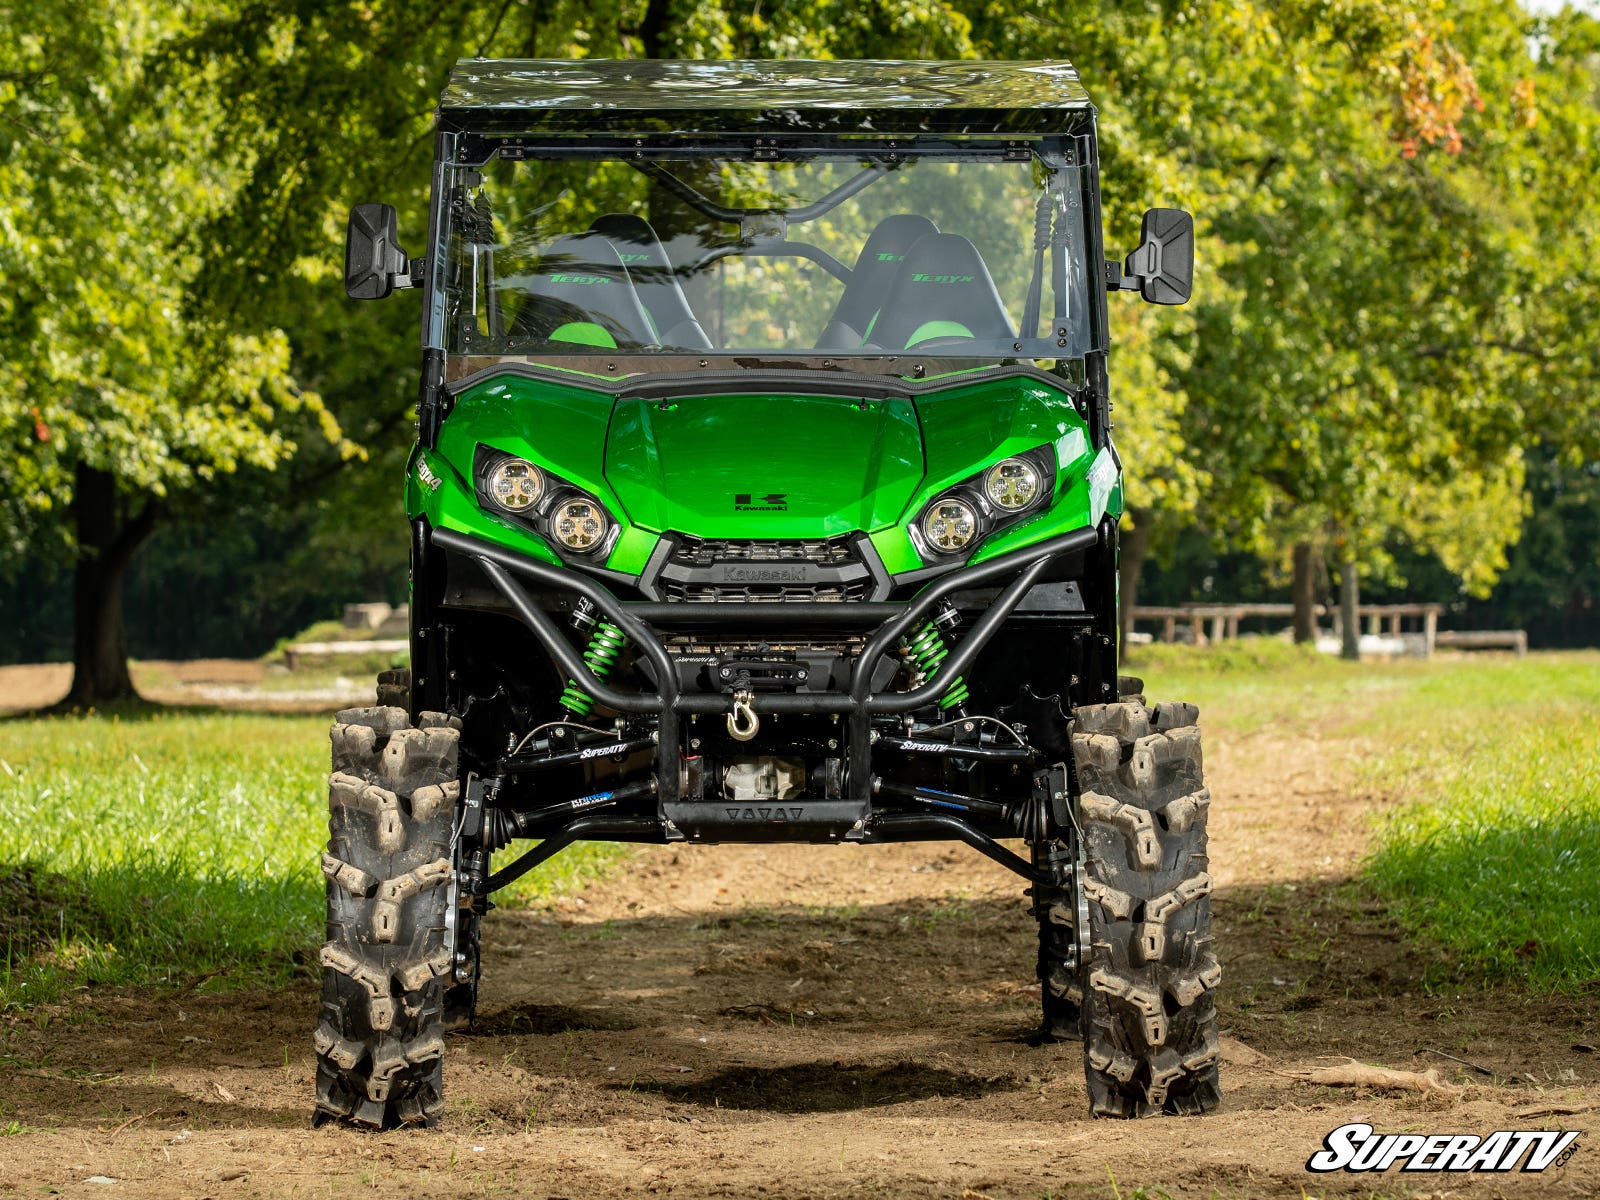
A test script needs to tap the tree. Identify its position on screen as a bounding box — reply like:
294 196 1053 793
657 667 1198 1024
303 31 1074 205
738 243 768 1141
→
0 2 342 704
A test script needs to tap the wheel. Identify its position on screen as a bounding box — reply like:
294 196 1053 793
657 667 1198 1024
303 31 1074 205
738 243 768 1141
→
313 704 461 1128
1031 836 1084 1040
1071 699 1221 1116
369 668 481 1031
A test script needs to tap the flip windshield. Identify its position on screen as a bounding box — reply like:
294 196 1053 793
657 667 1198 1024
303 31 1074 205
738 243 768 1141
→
434 153 1092 361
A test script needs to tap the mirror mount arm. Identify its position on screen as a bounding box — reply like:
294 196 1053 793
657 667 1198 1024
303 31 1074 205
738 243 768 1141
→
1103 259 1143 293
391 257 425 291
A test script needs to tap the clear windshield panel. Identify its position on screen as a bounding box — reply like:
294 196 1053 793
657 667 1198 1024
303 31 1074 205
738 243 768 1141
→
438 154 1092 360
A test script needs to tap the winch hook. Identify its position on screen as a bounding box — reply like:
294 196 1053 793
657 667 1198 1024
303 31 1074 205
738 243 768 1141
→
727 689 759 742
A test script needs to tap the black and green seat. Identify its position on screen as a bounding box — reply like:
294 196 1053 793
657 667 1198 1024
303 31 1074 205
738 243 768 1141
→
865 233 1015 351
589 214 713 350
815 214 939 349
507 233 658 349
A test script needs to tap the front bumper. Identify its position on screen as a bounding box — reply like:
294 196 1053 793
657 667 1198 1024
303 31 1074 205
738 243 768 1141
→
428 521 1100 803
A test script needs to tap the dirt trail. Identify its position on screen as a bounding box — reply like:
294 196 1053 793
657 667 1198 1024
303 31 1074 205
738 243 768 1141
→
1 705 1595 1198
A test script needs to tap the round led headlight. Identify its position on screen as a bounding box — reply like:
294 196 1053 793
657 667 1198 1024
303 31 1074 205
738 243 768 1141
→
486 457 543 513
921 498 979 554
984 457 1042 511
553 497 609 553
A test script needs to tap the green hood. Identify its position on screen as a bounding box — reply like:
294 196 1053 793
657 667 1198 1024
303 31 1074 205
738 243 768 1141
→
605 393 924 538
414 367 1103 578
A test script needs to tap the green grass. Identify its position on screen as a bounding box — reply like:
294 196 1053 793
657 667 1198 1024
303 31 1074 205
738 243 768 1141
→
0 707 620 1009
1127 634 1411 735
1139 642 1600 990
1359 655 1600 990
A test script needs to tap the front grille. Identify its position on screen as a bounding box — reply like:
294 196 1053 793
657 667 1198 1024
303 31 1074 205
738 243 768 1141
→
651 533 882 603
662 581 874 604
670 534 860 568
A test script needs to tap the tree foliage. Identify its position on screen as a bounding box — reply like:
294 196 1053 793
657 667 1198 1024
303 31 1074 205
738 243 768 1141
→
2 0 1597 681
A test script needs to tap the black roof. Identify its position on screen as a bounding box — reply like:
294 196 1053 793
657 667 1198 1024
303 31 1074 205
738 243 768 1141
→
437 59 1093 137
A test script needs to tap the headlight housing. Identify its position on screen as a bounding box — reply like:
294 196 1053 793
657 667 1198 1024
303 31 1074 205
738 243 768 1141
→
911 446 1056 561
552 497 610 553
984 457 1042 511
921 498 979 553
474 445 620 560
486 457 544 513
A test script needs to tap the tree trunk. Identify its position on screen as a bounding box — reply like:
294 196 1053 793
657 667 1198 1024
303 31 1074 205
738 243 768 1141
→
1291 541 1318 644
65 464 160 707
1338 546 1360 662
1117 510 1152 647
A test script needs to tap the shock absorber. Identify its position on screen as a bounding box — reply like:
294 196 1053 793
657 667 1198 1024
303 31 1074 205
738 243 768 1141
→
559 614 627 717
902 604 969 711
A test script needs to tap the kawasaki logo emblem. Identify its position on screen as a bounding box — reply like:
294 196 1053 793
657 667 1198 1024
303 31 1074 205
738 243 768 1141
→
415 458 441 493
721 566 805 583
734 493 788 512
875 252 905 262
911 273 974 283
617 253 650 263
548 273 609 284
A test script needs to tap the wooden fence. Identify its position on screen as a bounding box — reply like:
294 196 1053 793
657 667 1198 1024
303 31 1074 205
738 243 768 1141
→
1130 603 1444 654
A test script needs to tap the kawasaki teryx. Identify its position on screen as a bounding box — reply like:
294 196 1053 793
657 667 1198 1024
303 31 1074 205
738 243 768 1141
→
317 58 1215 1128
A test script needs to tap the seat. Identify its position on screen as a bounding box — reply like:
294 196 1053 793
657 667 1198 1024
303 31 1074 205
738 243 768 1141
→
865 233 1016 351
814 214 939 349
589 214 713 350
506 233 658 349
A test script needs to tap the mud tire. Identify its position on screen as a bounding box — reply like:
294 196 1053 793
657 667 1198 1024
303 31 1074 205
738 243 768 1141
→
376 667 411 709
366 670 480 1031
313 704 462 1128
1072 699 1221 1117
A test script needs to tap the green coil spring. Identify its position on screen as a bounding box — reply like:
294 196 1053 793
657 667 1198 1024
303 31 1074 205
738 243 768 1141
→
903 619 969 711
559 618 626 716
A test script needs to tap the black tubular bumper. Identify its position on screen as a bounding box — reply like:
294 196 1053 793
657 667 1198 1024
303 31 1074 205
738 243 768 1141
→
428 523 1099 834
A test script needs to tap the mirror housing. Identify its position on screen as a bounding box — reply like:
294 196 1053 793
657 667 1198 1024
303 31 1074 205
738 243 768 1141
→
345 203 415 300
1109 208 1193 305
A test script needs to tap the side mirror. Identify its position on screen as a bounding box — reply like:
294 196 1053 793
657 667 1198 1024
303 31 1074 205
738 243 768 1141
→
1110 208 1194 305
345 203 414 300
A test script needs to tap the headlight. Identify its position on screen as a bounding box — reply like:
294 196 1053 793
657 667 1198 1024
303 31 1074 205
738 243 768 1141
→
920 498 979 554
552 497 609 552
984 457 1042 511
486 457 543 513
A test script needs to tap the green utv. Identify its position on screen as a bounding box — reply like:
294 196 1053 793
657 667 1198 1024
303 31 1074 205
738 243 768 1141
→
317 58 1216 1128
